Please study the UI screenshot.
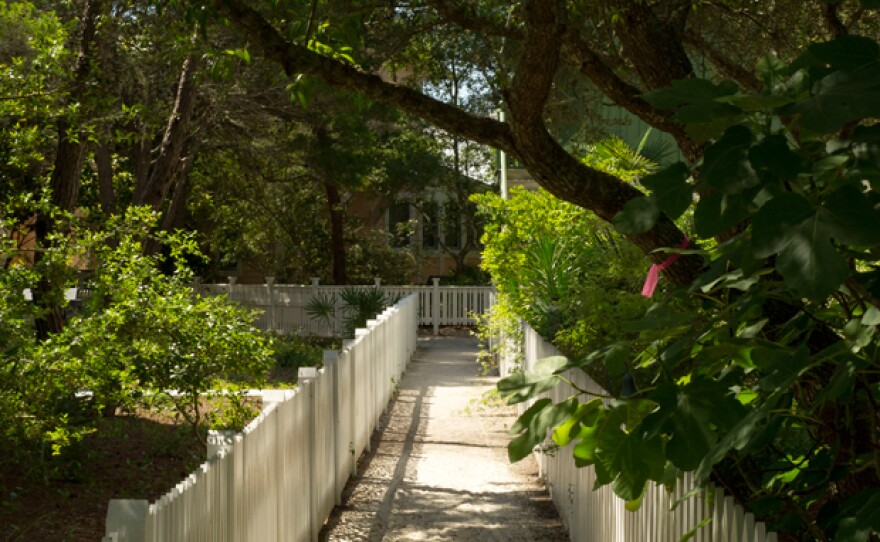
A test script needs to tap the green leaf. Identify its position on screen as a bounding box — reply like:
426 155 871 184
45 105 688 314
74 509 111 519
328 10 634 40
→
701 125 759 195
497 356 569 404
613 196 659 234
693 192 751 238
801 35 880 71
642 78 739 110
775 214 850 300
640 162 693 220
832 488 880 542
748 135 802 184
862 305 880 325
790 62 880 134
642 79 742 142
752 193 850 299
508 397 579 462
644 378 747 471
695 402 771 481
715 94 796 112
552 398 603 446
752 193 815 257
599 428 666 501
822 184 880 247
812 357 857 406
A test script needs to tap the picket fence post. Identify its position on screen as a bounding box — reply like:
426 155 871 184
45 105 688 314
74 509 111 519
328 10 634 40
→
298 367 320 542
432 277 440 336
265 276 276 332
323 350 344 506
105 499 148 542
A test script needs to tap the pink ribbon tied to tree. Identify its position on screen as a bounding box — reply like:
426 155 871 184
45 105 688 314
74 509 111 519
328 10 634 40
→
641 236 690 298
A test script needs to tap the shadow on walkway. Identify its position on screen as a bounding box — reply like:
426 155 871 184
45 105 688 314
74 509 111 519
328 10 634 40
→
320 336 568 542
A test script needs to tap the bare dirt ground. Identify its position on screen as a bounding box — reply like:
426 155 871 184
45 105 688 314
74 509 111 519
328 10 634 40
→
320 334 569 542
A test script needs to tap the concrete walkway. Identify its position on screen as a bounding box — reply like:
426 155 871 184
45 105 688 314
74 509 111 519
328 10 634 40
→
320 335 569 542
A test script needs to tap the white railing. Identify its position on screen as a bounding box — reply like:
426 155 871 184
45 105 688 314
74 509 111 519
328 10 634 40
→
102 294 419 542
499 323 779 542
195 279 495 336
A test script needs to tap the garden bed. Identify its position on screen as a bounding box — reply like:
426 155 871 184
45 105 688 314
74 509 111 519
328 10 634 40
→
0 397 266 541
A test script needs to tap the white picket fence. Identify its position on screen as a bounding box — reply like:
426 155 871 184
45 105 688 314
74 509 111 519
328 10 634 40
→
194 280 495 336
102 294 419 542
499 323 779 542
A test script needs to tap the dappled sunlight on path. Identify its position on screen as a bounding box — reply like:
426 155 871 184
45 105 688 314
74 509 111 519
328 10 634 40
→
320 336 568 542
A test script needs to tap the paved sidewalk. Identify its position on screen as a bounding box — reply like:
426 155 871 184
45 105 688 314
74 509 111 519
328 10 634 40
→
320 335 569 542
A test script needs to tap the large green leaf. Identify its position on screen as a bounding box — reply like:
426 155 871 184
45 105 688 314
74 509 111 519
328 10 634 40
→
642 79 742 142
497 356 570 404
642 78 739 109
643 378 747 471
748 135 802 184
695 401 771 481
822 184 880 246
789 62 880 134
798 35 880 71
701 125 759 195
693 192 751 238
640 162 693 220
552 398 603 446
752 193 851 299
609 433 666 501
612 196 659 234
776 219 849 300
752 193 816 257
831 488 880 542
508 396 578 462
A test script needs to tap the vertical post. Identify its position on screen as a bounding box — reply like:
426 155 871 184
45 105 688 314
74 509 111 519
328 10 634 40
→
310 277 320 286
374 277 381 286
323 350 343 505
227 275 237 302
432 277 440 336
499 109 508 200
265 276 276 332
298 367 319 542
105 500 148 542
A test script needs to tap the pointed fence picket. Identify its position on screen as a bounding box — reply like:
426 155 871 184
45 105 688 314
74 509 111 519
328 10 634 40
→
498 322 778 542
192 280 494 336
102 295 419 542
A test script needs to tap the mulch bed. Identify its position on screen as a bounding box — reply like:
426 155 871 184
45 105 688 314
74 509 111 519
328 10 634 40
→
0 397 262 542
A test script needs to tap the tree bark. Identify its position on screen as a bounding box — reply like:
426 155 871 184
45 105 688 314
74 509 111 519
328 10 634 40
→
324 178 348 284
214 0 704 285
133 54 200 210
94 139 117 215
33 0 103 338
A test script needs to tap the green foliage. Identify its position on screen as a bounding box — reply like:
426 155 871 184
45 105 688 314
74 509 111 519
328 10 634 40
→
305 291 337 331
0 204 272 469
499 34 880 541
272 334 322 371
473 178 651 367
339 286 395 336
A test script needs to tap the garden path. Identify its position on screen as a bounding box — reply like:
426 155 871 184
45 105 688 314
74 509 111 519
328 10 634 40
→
319 333 569 542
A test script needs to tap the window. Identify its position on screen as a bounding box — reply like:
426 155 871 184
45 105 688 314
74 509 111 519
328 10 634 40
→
443 202 461 249
421 200 439 249
388 201 412 247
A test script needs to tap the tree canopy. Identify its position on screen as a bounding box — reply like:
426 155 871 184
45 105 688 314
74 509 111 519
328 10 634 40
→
192 1 880 540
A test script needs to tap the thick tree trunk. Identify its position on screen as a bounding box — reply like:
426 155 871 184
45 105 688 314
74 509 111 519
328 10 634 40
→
94 139 117 215
323 178 348 285
133 54 200 210
33 0 102 338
